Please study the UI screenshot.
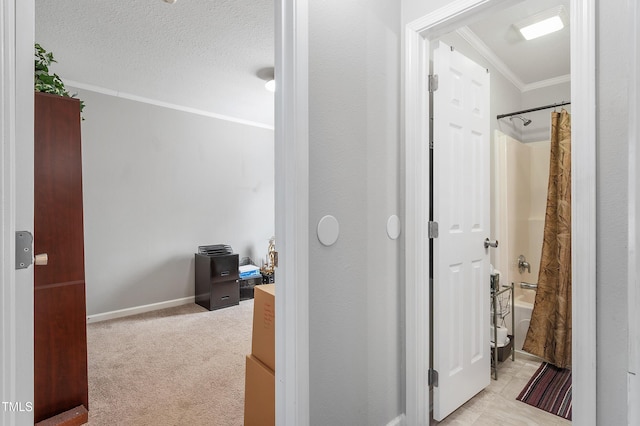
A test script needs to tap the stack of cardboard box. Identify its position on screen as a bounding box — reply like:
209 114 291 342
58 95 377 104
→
244 284 275 425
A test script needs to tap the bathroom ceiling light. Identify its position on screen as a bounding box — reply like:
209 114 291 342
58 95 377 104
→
514 6 567 41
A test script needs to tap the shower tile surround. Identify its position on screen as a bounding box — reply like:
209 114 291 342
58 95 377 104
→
493 133 550 327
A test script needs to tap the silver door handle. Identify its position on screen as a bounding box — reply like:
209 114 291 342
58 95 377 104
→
484 238 498 249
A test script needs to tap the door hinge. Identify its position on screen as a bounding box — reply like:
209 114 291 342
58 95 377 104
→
428 221 439 239
428 368 439 387
428 74 439 92
15 231 34 270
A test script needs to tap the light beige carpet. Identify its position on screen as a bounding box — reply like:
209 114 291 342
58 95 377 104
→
86 300 254 425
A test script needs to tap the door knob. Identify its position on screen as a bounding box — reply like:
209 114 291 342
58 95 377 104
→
484 238 498 249
34 253 48 266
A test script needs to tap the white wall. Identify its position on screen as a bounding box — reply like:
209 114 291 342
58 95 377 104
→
527 140 551 283
308 1 402 424
494 135 549 296
495 133 531 291
521 82 571 143
75 88 274 316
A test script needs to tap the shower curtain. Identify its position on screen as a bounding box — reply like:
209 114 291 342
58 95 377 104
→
522 109 572 368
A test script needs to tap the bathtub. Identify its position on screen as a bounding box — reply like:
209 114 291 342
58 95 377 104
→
513 289 536 351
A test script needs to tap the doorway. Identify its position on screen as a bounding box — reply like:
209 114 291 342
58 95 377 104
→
404 0 595 424
34 2 275 422
0 1 310 424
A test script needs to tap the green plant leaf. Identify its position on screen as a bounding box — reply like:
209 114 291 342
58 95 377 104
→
34 43 85 118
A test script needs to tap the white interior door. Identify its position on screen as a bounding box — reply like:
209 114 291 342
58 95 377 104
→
432 42 491 421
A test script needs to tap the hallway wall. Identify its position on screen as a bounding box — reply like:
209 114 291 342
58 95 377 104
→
308 1 402 424
76 88 275 316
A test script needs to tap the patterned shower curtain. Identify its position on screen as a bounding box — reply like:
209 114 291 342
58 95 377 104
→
522 109 572 368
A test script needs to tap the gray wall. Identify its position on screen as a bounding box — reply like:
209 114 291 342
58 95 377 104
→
308 1 402 424
596 2 630 425
75 88 275 316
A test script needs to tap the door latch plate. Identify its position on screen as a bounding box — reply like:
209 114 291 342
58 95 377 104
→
15 231 34 269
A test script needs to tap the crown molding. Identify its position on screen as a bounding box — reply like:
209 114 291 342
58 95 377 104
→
456 26 524 90
65 79 275 131
456 26 569 93
522 74 571 92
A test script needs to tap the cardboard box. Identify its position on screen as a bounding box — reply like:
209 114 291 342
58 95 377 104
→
251 284 275 371
244 355 274 426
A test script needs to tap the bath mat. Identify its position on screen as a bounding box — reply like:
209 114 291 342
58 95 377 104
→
516 362 572 420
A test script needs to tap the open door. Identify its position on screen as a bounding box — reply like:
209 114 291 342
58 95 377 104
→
432 42 491 421
33 92 88 423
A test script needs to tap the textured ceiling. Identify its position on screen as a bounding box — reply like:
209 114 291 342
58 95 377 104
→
35 0 568 128
36 0 274 126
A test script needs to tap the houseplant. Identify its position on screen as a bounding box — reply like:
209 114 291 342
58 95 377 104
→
34 43 85 114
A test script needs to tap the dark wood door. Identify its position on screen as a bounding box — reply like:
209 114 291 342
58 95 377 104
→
34 92 88 423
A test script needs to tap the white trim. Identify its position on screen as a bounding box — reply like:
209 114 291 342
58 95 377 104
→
570 0 597 424
1 1 19 424
404 0 596 424
456 27 571 93
522 74 571 92
386 413 406 426
628 0 640 423
275 0 309 425
456 26 524 90
65 80 275 131
403 22 430 426
86 296 195 324
408 0 513 40
2 0 35 424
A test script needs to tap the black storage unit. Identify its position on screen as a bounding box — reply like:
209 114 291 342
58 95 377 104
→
195 245 239 311
239 276 263 300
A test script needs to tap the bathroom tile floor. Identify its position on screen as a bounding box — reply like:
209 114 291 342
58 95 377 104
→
433 353 571 425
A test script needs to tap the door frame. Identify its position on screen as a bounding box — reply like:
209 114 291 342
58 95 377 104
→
2 1 311 425
629 1 640 423
1 0 35 424
404 0 596 424
275 0 310 424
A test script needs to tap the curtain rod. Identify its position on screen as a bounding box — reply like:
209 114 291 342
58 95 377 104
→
496 101 571 120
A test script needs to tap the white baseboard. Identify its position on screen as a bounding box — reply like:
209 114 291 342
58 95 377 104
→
386 414 406 426
86 296 195 324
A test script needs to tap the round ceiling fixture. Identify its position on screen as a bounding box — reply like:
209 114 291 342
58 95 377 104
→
265 79 276 92
256 67 276 92
163 0 177 4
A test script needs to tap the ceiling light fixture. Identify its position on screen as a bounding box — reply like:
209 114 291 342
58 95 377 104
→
257 67 276 93
265 79 276 92
163 0 177 4
514 6 567 41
